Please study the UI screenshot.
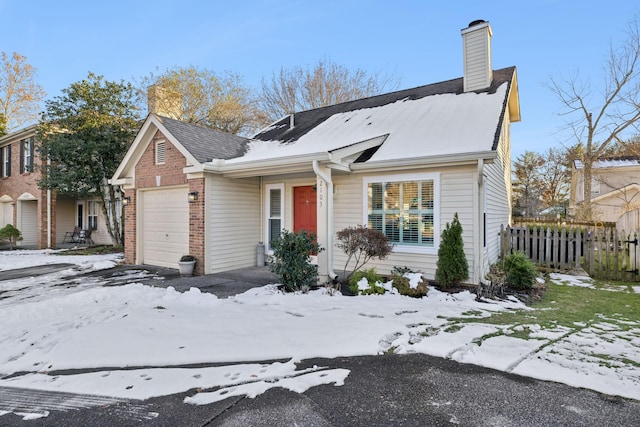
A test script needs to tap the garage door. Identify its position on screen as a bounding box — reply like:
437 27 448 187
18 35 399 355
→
19 200 38 246
141 187 189 268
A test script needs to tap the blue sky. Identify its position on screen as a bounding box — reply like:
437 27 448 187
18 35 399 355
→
1 0 638 158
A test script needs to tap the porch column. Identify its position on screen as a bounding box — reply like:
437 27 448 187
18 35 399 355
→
315 165 331 284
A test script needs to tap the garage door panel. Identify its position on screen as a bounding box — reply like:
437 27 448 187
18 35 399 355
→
141 188 189 268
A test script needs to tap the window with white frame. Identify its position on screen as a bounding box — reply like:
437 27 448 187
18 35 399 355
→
364 173 439 251
155 140 166 165
87 201 98 230
0 145 10 177
265 183 284 251
21 138 34 173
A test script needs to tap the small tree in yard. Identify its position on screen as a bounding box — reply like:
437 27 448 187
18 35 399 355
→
435 213 468 289
0 224 21 250
336 225 393 281
269 229 323 292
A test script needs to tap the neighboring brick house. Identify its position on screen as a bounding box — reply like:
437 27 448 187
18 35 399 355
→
0 125 117 248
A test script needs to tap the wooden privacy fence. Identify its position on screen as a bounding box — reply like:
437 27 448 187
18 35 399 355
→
500 225 640 281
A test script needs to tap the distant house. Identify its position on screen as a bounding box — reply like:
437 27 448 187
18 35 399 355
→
0 125 118 248
570 157 640 223
111 20 521 283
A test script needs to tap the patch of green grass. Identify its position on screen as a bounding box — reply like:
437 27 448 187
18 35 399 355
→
461 310 484 317
447 280 640 332
57 245 123 255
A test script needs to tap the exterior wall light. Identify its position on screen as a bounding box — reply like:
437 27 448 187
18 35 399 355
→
188 191 199 203
122 196 131 206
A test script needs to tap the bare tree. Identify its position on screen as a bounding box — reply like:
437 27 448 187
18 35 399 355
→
0 52 46 134
512 151 544 216
538 147 571 210
549 17 640 219
260 58 399 122
138 66 267 136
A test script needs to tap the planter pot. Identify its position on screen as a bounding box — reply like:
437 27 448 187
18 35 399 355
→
178 260 196 276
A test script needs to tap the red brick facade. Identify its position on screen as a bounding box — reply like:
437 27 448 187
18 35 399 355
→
125 129 206 274
0 128 56 248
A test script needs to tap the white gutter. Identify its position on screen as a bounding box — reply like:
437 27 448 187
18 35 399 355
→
350 150 498 171
47 187 52 248
47 156 52 248
312 160 337 281
477 158 484 285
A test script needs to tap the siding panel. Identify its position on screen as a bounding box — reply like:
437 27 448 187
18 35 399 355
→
208 176 261 273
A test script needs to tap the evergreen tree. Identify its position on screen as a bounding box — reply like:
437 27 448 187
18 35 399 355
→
435 213 468 288
38 72 141 246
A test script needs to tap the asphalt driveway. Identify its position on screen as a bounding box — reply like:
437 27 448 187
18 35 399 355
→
1 264 639 426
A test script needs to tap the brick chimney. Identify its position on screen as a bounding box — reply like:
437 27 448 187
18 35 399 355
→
461 19 493 92
147 85 182 119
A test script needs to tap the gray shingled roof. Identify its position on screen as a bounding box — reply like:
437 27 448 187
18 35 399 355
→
155 115 250 162
253 67 516 146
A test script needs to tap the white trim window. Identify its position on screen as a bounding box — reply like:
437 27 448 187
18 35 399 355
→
265 183 285 252
363 173 439 253
87 201 98 230
21 138 34 173
155 140 166 165
1 145 10 177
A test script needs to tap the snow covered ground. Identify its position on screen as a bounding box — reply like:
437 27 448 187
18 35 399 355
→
1 249 639 421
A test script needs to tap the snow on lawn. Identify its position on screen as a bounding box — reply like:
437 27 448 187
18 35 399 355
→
1 250 639 421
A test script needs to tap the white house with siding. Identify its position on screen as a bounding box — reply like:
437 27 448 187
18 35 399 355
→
111 19 520 283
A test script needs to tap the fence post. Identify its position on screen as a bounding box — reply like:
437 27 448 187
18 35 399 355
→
559 228 566 270
613 228 619 281
575 229 582 270
545 227 552 268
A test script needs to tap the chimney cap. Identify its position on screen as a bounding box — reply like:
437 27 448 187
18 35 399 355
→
468 19 486 28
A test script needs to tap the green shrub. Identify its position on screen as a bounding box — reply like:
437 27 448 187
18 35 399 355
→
391 266 415 275
349 268 385 295
435 213 468 288
269 229 323 292
392 274 428 298
336 225 393 281
503 251 537 290
0 224 22 250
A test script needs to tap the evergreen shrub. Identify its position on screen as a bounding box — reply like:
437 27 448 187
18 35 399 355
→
435 213 468 288
503 251 537 290
269 229 323 292
349 268 385 295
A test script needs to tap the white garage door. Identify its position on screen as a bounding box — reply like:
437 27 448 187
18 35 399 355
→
141 187 189 268
19 200 38 246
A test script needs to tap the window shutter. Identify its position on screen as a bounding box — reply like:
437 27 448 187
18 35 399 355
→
6 146 10 176
19 141 24 174
0 147 3 176
29 138 34 171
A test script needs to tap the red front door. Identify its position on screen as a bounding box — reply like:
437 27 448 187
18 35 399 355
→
293 186 317 236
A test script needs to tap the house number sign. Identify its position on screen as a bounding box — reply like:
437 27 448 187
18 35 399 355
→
318 180 324 208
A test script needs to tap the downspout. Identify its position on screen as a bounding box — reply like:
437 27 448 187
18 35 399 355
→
312 160 337 280
47 156 52 248
477 159 484 285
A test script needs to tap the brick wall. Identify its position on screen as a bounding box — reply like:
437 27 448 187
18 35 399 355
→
123 191 136 264
189 178 205 275
135 131 188 189
128 129 206 275
0 135 54 248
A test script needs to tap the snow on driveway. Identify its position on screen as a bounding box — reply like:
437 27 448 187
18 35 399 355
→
1 249 639 420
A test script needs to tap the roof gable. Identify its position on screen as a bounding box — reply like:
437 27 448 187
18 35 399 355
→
155 115 250 163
